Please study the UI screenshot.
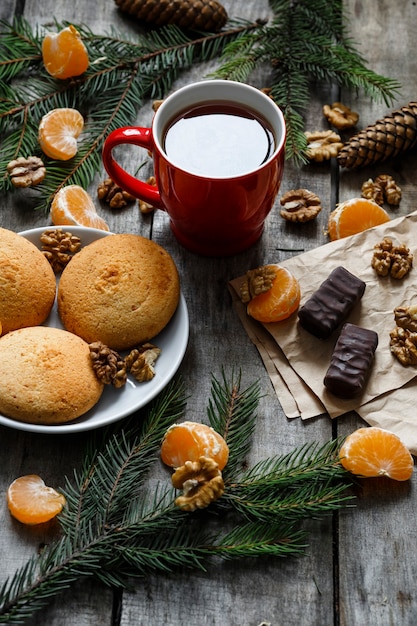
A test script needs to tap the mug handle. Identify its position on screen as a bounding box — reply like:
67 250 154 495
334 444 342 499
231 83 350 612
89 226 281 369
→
102 127 163 208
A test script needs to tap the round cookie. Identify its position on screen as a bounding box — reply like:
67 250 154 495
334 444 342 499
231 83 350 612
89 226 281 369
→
0 326 103 424
58 234 180 350
0 227 56 334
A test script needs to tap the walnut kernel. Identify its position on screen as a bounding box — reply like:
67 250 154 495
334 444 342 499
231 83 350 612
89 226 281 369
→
375 174 402 205
40 228 81 273
172 456 225 512
371 237 412 279
139 176 157 214
280 189 322 222
304 130 343 161
7 156 46 187
361 174 401 206
97 177 136 209
390 327 417 366
89 342 127 388
394 304 417 332
239 265 277 304
125 343 161 382
322 102 359 129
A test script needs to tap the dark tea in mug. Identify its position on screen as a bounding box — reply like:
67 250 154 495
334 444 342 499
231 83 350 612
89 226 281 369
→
163 102 276 178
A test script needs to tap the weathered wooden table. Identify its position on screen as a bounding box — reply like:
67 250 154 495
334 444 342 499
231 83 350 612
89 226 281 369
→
1 1 416 624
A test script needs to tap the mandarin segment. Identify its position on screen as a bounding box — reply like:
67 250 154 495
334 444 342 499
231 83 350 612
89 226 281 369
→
246 264 301 323
7 475 66 525
339 427 414 481
328 198 390 241
42 25 89 79
50 185 110 231
161 421 229 470
38 108 84 161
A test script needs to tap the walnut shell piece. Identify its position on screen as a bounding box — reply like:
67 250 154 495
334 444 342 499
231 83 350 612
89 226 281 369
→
280 189 322 222
125 343 161 382
390 326 417 366
89 341 128 388
97 177 136 209
322 102 359 130
172 456 225 512
7 156 46 187
371 237 413 279
40 228 82 273
239 265 277 304
305 130 343 161
394 304 417 332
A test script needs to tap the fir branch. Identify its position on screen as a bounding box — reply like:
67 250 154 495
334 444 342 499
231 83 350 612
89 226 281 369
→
213 0 401 164
0 373 354 625
0 17 260 212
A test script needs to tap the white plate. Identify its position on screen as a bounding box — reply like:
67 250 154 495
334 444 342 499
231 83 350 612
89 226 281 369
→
0 226 189 434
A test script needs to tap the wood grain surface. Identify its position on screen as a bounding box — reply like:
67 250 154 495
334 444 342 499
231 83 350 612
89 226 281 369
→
0 1 416 625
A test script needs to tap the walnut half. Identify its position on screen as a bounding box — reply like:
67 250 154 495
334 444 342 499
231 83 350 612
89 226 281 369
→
280 189 322 222
40 228 82 273
371 237 413 279
305 130 343 161
390 327 417 366
125 343 161 382
172 456 225 512
322 102 359 130
7 156 46 187
394 304 417 332
89 342 127 388
239 265 277 304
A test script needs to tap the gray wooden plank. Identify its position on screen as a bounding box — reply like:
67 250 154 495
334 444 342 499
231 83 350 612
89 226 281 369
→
338 1 417 625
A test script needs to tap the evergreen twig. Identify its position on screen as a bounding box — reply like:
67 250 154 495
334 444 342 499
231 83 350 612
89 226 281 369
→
0 2 400 210
0 373 354 624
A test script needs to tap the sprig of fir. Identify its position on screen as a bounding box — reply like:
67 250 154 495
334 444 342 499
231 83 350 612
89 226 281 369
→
212 0 401 163
0 372 354 624
0 3 400 211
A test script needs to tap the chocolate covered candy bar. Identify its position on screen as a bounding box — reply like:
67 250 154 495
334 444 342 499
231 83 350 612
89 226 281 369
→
298 266 366 338
324 323 378 398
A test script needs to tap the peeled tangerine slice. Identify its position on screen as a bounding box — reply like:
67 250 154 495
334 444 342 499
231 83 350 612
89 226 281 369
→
339 427 414 481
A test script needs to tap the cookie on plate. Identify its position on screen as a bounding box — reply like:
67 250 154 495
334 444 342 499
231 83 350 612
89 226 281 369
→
0 326 103 424
58 233 180 350
0 227 56 334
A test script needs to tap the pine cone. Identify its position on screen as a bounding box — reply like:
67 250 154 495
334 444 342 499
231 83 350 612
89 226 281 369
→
337 102 417 169
115 0 228 32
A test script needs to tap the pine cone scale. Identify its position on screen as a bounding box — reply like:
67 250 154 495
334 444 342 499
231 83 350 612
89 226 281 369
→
115 0 228 32
338 102 417 168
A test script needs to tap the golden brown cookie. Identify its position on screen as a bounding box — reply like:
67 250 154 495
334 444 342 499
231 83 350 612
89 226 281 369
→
0 227 56 333
58 234 180 350
0 326 103 424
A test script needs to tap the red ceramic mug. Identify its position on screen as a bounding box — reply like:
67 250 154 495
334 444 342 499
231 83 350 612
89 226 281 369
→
102 80 286 256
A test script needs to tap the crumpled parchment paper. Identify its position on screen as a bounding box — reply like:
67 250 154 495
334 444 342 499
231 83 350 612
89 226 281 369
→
229 211 417 454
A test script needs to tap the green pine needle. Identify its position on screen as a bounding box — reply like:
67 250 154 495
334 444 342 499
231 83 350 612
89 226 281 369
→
0 373 354 625
0 4 400 209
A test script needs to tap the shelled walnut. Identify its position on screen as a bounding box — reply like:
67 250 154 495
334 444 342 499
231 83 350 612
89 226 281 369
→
371 237 413 279
139 176 158 214
171 456 225 512
323 102 359 129
304 130 343 161
97 177 136 209
40 228 82 273
125 343 161 382
279 189 322 222
390 327 417 366
394 304 417 332
7 156 46 187
89 341 127 388
239 265 277 304
361 174 401 206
